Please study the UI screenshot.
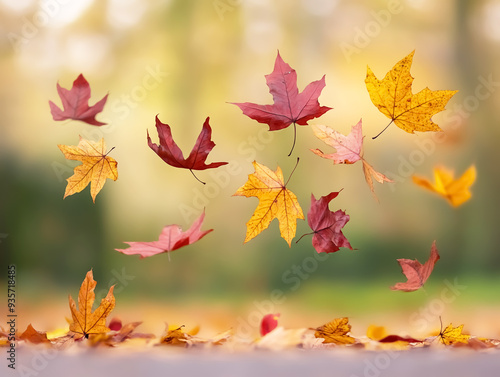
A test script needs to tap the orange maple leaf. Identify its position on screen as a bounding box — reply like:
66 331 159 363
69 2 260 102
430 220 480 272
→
233 160 304 246
58 136 118 202
314 317 356 345
412 165 476 207
365 51 457 138
69 269 115 339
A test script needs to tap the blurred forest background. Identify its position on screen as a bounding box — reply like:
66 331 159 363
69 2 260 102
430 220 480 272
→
1 0 499 335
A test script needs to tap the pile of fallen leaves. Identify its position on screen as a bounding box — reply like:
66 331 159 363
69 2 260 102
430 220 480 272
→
3 270 499 352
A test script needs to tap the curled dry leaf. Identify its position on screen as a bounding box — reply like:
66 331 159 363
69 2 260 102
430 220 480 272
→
391 241 440 292
314 317 356 345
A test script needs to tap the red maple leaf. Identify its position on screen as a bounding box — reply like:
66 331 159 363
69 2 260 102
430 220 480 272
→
49 74 108 126
231 51 331 155
115 211 213 258
391 241 440 292
147 115 228 184
297 191 353 254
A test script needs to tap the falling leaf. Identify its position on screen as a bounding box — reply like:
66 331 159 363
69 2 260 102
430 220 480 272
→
439 323 470 345
298 191 353 254
311 120 393 197
19 324 51 344
68 269 115 339
314 317 356 345
412 165 476 207
58 136 118 203
365 51 457 138
260 313 280 336
233 160 304 246
391 241 440 292
147 115 228 184
116 211 213 258
49 74 108 126
232 51 331 154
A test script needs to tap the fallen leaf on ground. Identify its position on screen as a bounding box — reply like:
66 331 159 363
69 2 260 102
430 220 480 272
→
299 191 353 254
314 317 356 345
256 327 308 350
391 241 440 292
68 269 115 339
116 211 213 258
19 324 51 344
412 165 476 207
147 116 227 184
261 313 280 336
439 323 470 345
365 51 457 138
49 74 108 126
233 160 304 246
58 137 118 202
232 51 331 154
311 120 393 197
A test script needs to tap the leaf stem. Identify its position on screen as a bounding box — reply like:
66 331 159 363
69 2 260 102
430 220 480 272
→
285 157 300 186
190 169 206 185
105 146 116 156
295 231 314 244
288 122 297 156
372 120 394 140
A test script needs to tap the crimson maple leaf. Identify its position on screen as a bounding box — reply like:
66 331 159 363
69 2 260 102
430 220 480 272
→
231 51 331 155
115 211 213 258
297 191 353 254
49 74 108 126
147 115 228 184
391 241 440 292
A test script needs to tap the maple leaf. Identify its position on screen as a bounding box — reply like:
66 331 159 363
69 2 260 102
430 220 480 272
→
58 136 118 203
147 115 228 184
439 323 470 345
391 241 440 292
233 160 304 247
116 211 213 258
297 191 353 254
69 269 115 339
232 51 331 155
314 317 356 345
365 51 458 138
260 313 280 336
412 165 476 207
311 120 393 197
49 74 108 126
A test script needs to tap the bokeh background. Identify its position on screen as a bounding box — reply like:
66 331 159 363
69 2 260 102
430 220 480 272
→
1 0 499 338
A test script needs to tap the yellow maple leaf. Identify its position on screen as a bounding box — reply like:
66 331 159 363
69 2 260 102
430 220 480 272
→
439 323 470 345
233 160 304 246
58 136 118 202
365 51 458 138
69 269 115 339
412 165 476 207
314 317 356 345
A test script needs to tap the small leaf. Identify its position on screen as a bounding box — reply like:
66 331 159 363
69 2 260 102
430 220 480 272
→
314 317 356 345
